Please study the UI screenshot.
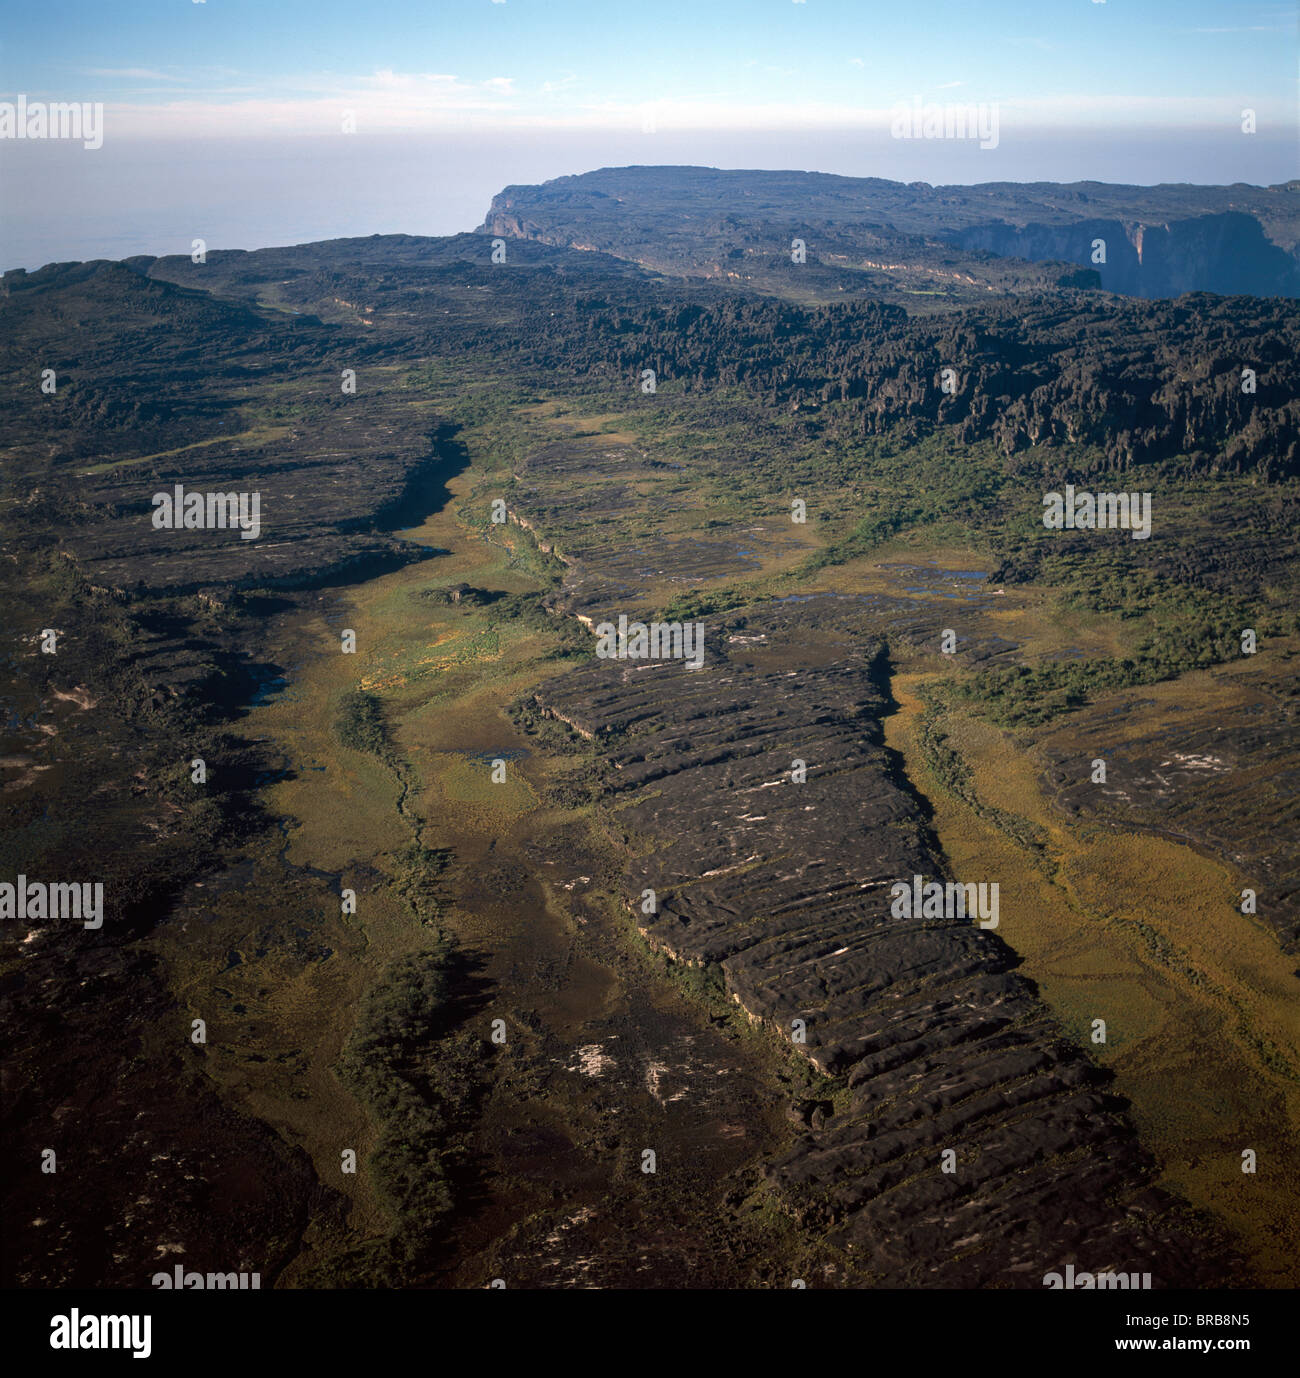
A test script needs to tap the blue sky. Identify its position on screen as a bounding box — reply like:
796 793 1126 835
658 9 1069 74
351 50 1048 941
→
4 0 1297 132
2 2 1296 268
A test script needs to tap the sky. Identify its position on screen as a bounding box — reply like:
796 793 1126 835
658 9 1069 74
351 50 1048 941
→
1 0 1297 269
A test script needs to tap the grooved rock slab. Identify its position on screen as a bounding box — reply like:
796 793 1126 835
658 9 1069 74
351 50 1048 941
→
536 619 1235 1287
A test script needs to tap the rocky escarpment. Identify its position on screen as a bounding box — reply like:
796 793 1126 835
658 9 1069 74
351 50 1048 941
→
531 617 1236 1287
950 212 1300 299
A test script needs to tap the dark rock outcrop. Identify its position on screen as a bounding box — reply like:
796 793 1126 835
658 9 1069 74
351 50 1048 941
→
534 620 1237 1287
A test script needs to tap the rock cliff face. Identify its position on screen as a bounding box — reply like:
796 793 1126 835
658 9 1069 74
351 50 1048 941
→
950 213 1300 298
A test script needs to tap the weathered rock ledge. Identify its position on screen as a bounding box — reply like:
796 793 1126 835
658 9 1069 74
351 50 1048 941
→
534 618 1237 1286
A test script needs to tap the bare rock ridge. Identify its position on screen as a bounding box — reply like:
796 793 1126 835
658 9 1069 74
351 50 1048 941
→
532 617 1234 1286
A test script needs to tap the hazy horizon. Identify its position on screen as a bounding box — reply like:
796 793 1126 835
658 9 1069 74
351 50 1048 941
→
4 127 1297 273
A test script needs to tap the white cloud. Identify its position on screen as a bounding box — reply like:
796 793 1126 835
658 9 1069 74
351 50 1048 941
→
90 68 1296 138
84 67 185 81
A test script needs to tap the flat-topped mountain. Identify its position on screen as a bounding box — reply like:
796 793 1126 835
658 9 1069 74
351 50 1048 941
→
481 166 1300 302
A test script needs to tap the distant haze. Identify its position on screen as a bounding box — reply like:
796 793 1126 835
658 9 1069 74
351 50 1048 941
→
3 126 1297 272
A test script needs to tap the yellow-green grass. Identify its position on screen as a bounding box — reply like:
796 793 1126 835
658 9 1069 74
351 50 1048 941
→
885 634 1300 1287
